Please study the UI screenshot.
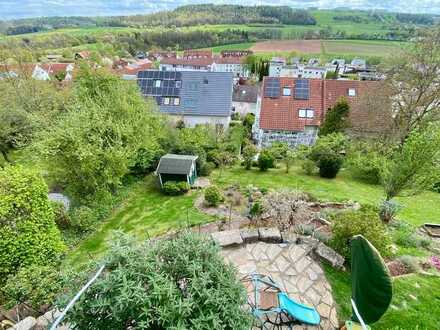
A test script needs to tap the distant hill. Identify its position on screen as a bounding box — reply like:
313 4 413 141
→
1 0 440 20
0 4 436 36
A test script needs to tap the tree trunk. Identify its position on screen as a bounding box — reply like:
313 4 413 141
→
1 149 11 164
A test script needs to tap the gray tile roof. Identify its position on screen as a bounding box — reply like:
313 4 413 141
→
233 85 258 103
156 154 198 175
137 70 233 117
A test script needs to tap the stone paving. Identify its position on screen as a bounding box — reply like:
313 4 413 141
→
221 241 339 330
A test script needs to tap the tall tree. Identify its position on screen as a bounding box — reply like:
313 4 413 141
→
37 66 167 198
319 97 350 136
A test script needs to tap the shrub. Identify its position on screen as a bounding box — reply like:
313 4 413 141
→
348 149 383 184
205 185 224 206
308 133 347 178
319 98 350 136
392 221 431 249
2 264 63 310
242 143 257 170
60 232 252 329
249 201 263 219
258 149 275 171
51 201 71 229
163 181 189 196
301 159 317 175
199 161 215 176
379 199 402 223
70 206 98 231
330 206 391 261
0 166 66 281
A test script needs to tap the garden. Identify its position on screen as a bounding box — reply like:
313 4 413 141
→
1 32 440 329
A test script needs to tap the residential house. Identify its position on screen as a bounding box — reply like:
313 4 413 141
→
156 154 198 187
75 51 91 60
147 51 177 61
253 77 377 147
32 63 75 81
159 51 249 77
137 70 233 128
307 58 320 66
232 84 259 116
221 50 253 58
113 59 153 80
269 57 287 77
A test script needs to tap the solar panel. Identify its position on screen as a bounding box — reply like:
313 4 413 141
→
137 70 181 97
264 78 280 98
294 79 309 100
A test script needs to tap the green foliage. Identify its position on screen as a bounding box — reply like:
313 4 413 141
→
330 206 391 261
70 205 99 231
2 264 63 310
199 161 215 176
51 201 71 229
0 166 65 281
258 148 275 171
381 125 440 200
242 143 257 170
243 113 255 135
204 185 224 206
301 159 317 176
61 232 251 329
392 221 431 249
37 66 167 199
379 199 402 223
250 201 263 219
308 133 347 178
347 143 384 184
162 181 190 196
319 98 350 136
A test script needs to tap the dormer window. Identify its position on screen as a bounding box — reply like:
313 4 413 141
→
348 88 356 96
299 108 314 118
163 97 170 105
154 80 161 88
282 87 291 96
174 97 180 106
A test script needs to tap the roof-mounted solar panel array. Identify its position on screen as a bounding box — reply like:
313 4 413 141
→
137 70 182 98
294 79 309 100
264 78 280 98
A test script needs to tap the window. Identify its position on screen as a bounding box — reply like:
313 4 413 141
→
282 87 291 96
154 80 161 88
163 97 170 105
299 108 314 118
175 80 182 88
173 97 180 106
348 88 356 97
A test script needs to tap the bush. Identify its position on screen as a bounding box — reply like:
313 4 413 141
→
392 221 431 249
60 232 251 329
347 147 383 184
199 161 215 176
330 206 391 261
0 166 65 281
163 181 189 196
51 201 71 229
258 149 275 171
379 199 402 223
308 133 347 178
2 264 63 310
70 206 98 231
205 185 224 206
301 159 317 176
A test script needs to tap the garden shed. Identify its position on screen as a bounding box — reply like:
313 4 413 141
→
156 154 198 187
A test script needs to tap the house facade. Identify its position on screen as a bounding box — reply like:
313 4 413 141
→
32 63 75 81
137 70 233 128
254 77 377 147
232 84 259 116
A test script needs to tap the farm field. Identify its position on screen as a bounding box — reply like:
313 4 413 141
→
322 39 406 57
251 40 322 53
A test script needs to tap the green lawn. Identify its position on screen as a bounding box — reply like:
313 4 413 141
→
66 176 214 265
213 166 439 227
324 265 440 329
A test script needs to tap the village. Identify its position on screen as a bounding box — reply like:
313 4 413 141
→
1 5 440 330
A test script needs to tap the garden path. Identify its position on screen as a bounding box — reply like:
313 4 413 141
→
222 240 339 329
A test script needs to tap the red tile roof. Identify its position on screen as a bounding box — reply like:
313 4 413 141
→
117 59 152 75
214 56 245 64
183 50 212 59
259 77 379 132
160 57 214 67
39 63 73 75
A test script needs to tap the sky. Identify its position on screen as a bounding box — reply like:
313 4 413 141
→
1 0 440 20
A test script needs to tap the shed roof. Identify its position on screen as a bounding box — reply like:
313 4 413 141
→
157 154 198 175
